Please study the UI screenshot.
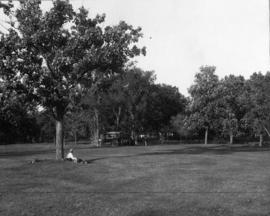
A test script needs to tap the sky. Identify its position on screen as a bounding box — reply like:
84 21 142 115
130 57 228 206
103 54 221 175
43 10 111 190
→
2 0 270 95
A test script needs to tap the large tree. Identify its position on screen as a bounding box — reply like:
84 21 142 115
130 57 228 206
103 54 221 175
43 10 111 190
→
0 0 145 159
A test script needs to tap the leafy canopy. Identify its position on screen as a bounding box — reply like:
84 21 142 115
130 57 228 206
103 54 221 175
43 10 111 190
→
187 66 220 130
0 0 146 120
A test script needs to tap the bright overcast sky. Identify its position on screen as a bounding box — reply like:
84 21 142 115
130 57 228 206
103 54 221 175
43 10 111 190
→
2 0 270 95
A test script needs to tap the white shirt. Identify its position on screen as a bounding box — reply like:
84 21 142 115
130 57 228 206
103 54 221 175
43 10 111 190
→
66 152 77 161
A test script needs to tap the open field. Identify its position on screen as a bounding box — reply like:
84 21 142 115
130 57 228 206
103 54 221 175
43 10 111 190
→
0 143 270 216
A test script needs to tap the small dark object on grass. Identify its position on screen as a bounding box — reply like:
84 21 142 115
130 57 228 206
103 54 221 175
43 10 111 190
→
29 159 41 164
65 158 88 164
29 158 88 164
64 158 88 164
77 158 89 164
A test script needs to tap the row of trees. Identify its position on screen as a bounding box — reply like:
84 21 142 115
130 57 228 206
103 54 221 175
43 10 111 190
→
0 67 187 145
76 67 186 146
2 64 270 148
173 66 270 146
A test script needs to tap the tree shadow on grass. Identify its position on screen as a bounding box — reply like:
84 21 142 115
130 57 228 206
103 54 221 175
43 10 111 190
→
0 149 55 158
0 145 92 158
85 144 270 164
128 209 169 216
2 144 269 161
140 144 270 156
128 205 234 216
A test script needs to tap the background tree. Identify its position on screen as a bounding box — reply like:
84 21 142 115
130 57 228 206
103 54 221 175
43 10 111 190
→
0 83 39 144
65 107 86 145
0 0 145 159
170 113 190 139
216 75 246 144
243 72 270 146
36 110 55 143
102 76 127 131
80 87 104 146
144 84 187 135
186 66 220 145
121 68 155 144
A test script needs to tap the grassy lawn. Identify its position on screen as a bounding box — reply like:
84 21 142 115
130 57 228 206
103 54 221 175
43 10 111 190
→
0 143 270 216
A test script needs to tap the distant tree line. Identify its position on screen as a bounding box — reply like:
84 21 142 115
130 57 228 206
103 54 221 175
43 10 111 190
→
171 66 270 146
0 67 187 145
2 65 270 147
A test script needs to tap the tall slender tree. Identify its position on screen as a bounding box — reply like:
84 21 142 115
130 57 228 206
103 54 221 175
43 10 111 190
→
187 66 220 145
243 72 270 146
217 75 246 144
122 68 154 144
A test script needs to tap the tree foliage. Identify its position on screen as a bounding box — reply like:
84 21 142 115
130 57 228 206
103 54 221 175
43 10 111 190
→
216 75 246 144
186 66 220 144
242 72 270 146
0 0 145 158
145 84 187 132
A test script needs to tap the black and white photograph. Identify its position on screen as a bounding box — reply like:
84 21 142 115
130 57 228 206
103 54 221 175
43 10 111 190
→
0 0 270 215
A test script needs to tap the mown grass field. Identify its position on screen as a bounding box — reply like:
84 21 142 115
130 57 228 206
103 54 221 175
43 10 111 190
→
0 143 270 216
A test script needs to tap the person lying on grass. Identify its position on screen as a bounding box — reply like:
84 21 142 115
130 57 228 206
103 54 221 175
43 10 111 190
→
65 149 88 164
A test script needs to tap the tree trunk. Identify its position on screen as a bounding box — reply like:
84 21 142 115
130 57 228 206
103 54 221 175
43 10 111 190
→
131 129 138 145
263 126 270 137
92 128 99 147
114 106 122 130
259 134 263 147
134 135 138 145
229 130 233 145
55 119 64 160
93 108 100 147
204 127 208 145
129 110 138 145
144 138 147 146
159 132 164 145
